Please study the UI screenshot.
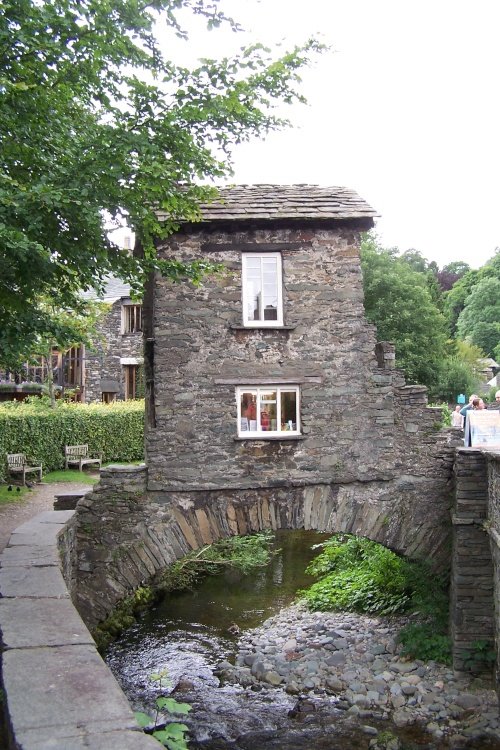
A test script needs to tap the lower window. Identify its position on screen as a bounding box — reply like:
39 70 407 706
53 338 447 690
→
123 364 144 400
237 386 300 437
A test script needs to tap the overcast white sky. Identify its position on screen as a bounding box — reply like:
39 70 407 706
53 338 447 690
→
158 0 500 270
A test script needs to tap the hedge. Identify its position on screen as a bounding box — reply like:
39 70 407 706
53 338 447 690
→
0 399 144 481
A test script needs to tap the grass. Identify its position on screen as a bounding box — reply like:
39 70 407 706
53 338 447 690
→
1 468 99 505
42 469 99 485
0 484 31 506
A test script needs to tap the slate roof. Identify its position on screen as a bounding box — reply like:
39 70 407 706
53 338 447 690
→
81 275 131 303
158 184 377 223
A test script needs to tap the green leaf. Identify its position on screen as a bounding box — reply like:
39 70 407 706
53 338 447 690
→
156 697 192 715
134 711 153 728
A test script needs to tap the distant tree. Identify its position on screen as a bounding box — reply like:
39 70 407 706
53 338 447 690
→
361 235 448 388
456 277 500 358
399 248 442 307
437 261 471 292
443 261 471 276
0 0 322 360
444 250 500 334
434 357 480 403
399 249 429 274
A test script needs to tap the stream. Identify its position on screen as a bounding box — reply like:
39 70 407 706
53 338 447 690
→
105 530 499 749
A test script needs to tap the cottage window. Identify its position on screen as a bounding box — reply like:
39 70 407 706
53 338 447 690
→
63 346 84 388
122 304 142 334
123 363 144 399
237 386 300 437
242 253 283 327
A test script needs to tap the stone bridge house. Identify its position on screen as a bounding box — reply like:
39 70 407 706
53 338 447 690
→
139 184 459 561
64 184 500 676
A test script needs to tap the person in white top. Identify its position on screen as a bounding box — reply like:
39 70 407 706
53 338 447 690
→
451 405 464 429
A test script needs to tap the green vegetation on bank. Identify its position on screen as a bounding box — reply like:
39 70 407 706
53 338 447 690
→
0 398 144 482
156 530 276 594
94 531 276 650
299 534 451 664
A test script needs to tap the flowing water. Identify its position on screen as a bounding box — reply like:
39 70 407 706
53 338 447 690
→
105 530 498 749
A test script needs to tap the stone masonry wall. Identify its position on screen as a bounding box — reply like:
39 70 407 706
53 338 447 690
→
487 453 500 693
147 225 398 491
450 449 495 672
84 299 142 402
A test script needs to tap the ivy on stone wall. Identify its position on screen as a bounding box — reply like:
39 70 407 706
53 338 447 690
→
0 399 144 480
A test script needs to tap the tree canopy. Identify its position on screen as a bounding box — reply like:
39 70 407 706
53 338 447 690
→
360 235 448 388
0 0 322 362
444 250 500 336
456 276 500 359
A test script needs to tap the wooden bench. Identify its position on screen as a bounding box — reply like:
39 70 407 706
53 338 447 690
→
6 453 43 485
64 444 102 472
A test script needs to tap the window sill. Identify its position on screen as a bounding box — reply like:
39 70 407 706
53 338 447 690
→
230 324 297 331
234 434 305 442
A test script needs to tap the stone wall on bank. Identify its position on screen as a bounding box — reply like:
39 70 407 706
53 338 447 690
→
450 449 500 677
489 453 500 690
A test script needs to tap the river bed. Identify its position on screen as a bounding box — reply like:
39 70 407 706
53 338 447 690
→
105 530 500 749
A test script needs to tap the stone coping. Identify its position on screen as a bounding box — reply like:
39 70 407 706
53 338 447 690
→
0 510 158 750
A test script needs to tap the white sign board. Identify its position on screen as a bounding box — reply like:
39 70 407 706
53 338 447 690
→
469 411 500 449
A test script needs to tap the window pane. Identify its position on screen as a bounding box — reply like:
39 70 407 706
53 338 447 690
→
241 391 257 431
247 282 261 321
281 391 297 431
243 254 281 325
246 257 261 269
260 391 277 431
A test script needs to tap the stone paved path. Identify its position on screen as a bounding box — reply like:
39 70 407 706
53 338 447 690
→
0 481 92 553
0 478 93 750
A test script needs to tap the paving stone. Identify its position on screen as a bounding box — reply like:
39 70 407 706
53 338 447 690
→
7 523 64 547
0 544 60 567
3 645 137 734
0 565 69 598
0 598 94 649
14 728 160 749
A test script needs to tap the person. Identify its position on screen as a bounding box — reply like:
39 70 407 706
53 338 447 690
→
451 405 464 429
459 394 479 421
489 390 500 409
460 397 481 447
244 396 256 421
260 410 270 430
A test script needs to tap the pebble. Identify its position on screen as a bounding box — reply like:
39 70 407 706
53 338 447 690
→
216 603 500 745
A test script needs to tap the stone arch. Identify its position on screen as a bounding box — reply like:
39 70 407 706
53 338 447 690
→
71 466 453 629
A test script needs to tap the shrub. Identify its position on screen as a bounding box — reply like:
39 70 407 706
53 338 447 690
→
299 533 452 663
300 535 418 615
0 399 144 480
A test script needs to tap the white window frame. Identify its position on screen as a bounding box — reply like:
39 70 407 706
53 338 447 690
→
241 252 283 327
236 385 300 438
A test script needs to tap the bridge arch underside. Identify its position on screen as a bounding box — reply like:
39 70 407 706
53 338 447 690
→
167 481 450 565
72 475 452 629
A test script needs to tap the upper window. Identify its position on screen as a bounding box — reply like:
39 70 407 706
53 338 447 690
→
122 304 142 334
242 253 283 327
237 385 300 438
